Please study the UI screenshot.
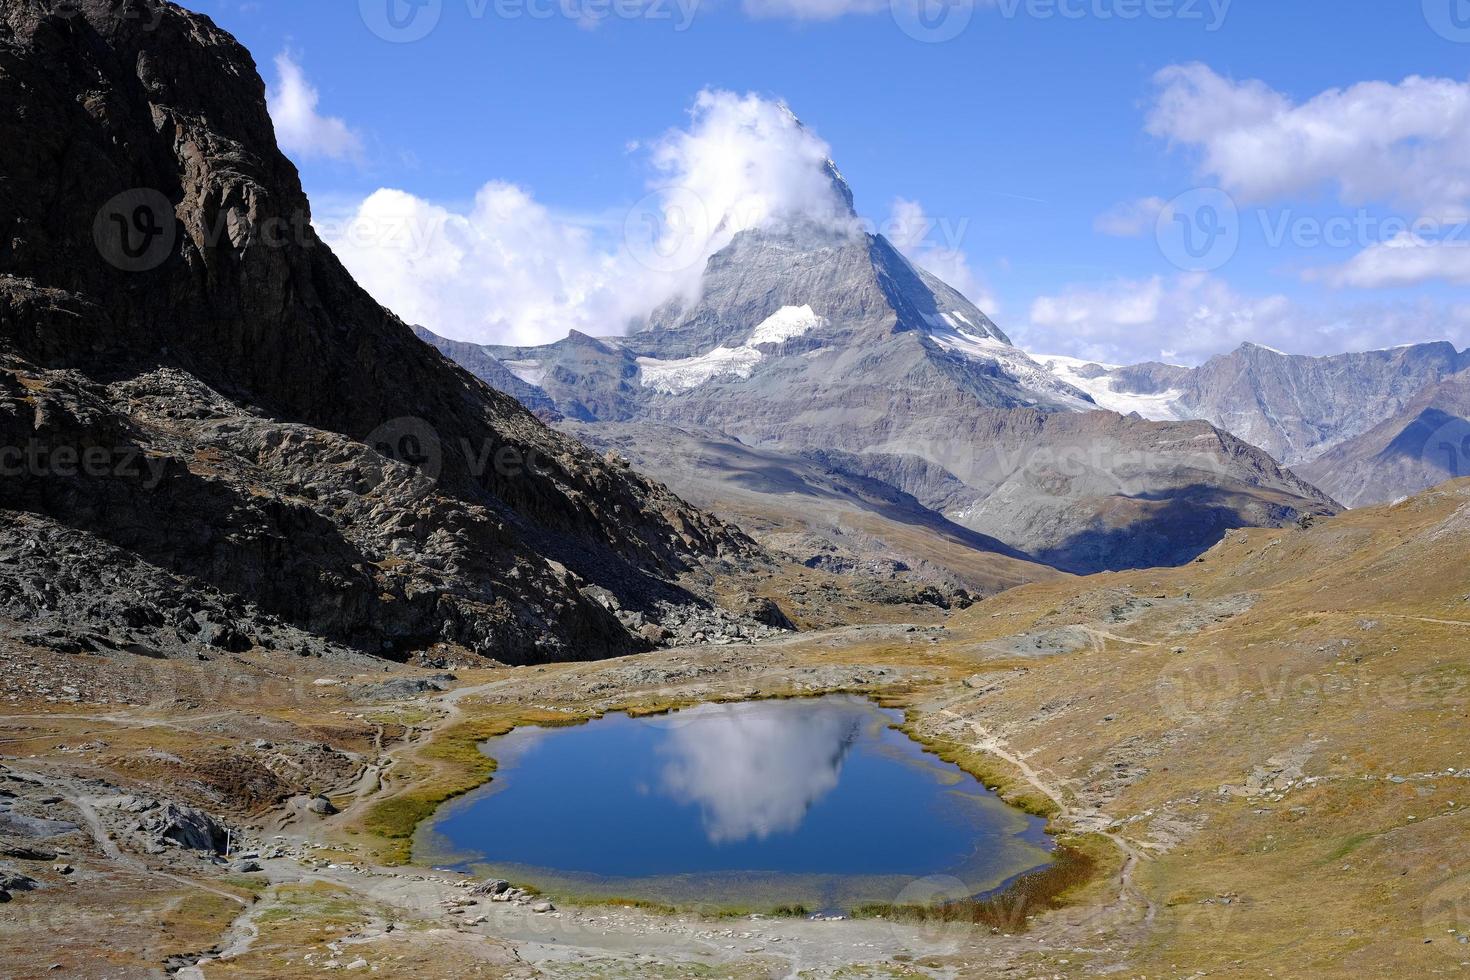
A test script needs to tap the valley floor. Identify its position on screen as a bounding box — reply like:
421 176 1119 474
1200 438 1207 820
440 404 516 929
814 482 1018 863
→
4 483 1470 978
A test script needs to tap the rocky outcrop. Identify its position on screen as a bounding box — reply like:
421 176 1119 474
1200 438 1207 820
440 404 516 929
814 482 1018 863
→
144 802 230 854
0 0 764 664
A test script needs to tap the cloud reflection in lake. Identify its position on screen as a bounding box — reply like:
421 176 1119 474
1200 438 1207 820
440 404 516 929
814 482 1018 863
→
656 699 867 843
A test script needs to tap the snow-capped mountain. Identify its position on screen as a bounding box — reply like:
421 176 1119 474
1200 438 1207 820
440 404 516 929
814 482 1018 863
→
480 218 1095 417
419 187 1333 573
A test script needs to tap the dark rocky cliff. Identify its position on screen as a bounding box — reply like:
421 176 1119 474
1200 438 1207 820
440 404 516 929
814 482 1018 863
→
0 0 761 664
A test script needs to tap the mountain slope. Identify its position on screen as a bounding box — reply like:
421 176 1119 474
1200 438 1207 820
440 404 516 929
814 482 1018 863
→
913 475 1470 977
0 0 761 665
561 420 1060 598
1295 373 1470 507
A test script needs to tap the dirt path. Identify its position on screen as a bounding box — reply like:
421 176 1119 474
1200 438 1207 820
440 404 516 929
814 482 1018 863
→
1079 626 1160 649
1387 614 1470 628
8 764 250 908
935 705 1158 930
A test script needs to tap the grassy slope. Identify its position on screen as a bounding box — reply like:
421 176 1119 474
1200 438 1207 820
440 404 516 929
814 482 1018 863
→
916 478 1470 976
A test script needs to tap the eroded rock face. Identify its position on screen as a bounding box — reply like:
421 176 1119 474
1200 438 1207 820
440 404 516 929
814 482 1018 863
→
0 0 763 664
1296 373 1470 507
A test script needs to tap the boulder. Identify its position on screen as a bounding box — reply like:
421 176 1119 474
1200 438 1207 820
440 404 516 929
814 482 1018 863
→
306 796 337 816
725 594 796 631
638 624 671 646
142 804 229 854
471 878 512 897
0 866 38 892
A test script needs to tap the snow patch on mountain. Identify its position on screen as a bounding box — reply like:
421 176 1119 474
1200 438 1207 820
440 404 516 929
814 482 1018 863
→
502 359 547 388
750 305 824 347
638 345 765 394
922 314 1096 409
638 305 827 393
1034 353 1189 420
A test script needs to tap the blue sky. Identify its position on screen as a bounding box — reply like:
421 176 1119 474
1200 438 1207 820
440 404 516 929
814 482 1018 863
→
191 0 1470 364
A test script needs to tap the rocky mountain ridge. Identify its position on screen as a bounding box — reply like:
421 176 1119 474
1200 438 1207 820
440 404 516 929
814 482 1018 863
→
1296 371 1470 507
0 0 767 665
1037 341 1470 507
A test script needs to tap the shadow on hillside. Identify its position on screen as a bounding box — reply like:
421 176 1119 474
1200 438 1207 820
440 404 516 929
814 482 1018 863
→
1033 484 1260 575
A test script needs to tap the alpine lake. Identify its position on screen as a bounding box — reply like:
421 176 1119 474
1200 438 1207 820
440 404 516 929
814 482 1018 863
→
415 695 1054 914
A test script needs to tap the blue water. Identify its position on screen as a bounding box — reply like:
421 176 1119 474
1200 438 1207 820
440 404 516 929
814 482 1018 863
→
418 696 1052 910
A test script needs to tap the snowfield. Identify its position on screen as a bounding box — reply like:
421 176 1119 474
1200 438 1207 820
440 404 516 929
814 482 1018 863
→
502 359 547 388
637 345 765 394
637 305 825 393
749 305 824 347
1032 353 1190 420
921 313 1096 410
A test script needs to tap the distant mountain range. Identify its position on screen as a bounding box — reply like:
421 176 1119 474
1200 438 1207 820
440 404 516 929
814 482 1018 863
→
1035 342 1470 506
419 189 1337 575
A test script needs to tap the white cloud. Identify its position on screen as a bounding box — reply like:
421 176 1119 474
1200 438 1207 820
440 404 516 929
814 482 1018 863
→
1020 273 1470 365
267 52 363 162
320 90 857 346
1309 234 1470 289
642 90 857 264
1147 64 1470 215
1094 196 1168 237
321 184 659 348
883 197 996 311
